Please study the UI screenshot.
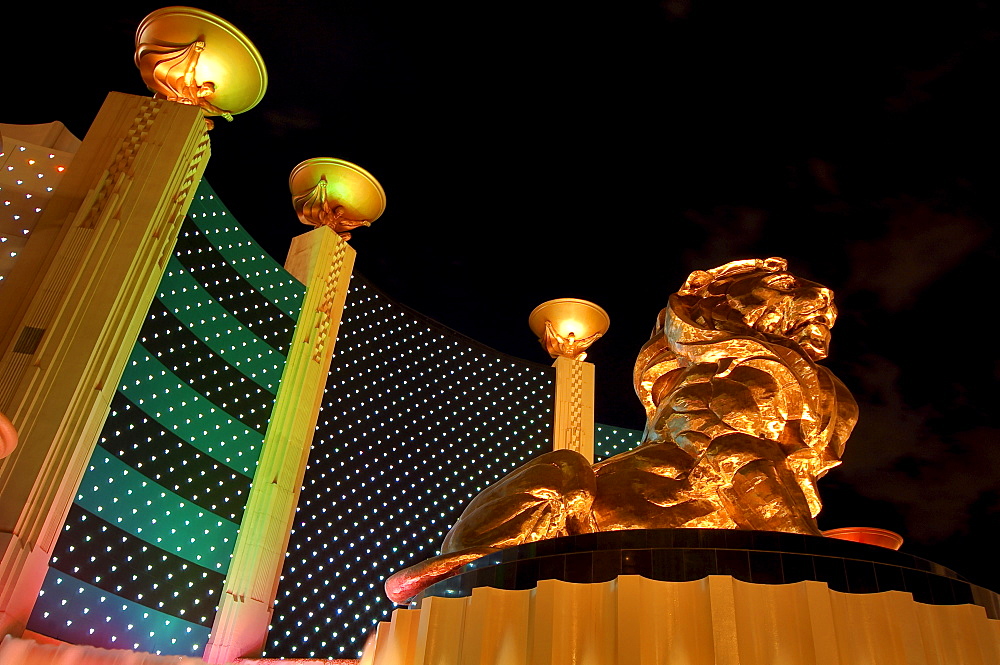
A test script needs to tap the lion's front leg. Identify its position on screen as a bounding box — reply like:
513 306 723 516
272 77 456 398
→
699 433 824 535
442 449 596 552
385 449 595 603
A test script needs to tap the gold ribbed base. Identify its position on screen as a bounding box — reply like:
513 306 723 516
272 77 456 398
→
364 575 1000 664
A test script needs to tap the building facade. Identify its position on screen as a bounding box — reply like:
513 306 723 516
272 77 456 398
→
7 161 641 658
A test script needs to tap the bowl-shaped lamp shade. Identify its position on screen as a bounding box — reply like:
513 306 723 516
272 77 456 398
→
289 158 387 226
529 298 610 359
823 527 904 551
135 6 268 116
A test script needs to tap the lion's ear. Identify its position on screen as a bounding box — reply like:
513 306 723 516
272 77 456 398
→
653 307 667 336
680 270 713 295
762 257 787 272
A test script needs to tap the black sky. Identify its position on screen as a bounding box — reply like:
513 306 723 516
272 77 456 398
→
9 1 1000 590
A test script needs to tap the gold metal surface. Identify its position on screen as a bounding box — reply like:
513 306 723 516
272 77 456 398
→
135 7 267 125
529 298 610 360
385 449 595 603
290 158 386 240
387 258 858 602
371 577 1000 665
593 257 856 535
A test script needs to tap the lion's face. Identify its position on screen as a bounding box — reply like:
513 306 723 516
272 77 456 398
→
641 260 840 412
719 270 837 361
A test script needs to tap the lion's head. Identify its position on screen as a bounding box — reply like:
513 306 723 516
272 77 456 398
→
675 257 837 362
630 258 855 528
634 258 839 418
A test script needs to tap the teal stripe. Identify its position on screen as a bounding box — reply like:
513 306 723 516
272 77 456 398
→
75 449 238 571
595 423 643 461
186 181 306 317
32 569 211 655
119 345 262 476
158 255 286 391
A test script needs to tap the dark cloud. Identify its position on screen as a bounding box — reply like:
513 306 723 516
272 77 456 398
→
842 420 1000 541
262 107 323 136
885 55 962 113
847 199 989 311
681 206 768 269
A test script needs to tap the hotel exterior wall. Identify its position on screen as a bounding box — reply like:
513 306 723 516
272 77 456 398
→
266 274 642 660
0 94 210 639
26 181 306 656
10 169 643 659
0 123 79 289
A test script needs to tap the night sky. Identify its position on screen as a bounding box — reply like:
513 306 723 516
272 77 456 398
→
10 2 1000 592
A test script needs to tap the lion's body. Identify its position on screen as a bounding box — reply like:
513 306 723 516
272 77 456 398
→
386 258 858 603
592 259 857 534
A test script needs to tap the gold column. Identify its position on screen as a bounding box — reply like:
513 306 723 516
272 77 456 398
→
204 226 354 662
528 298 609 464
551 355 596 462
0 7 266 639
0 92 209 637
203 158 385 662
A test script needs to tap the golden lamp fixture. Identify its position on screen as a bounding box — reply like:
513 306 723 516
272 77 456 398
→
290 158 386 241
135 7 267 128
386 257 862 603
528 298 610 361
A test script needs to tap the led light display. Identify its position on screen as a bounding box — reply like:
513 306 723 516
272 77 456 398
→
266 279 642 659
22 176 642 660
0 141 74 284
27 181 307 656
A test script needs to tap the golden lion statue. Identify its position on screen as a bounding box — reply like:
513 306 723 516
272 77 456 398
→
386 258 857 603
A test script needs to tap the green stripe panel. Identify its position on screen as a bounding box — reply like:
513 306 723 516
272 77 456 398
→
75 448 238 571
595 423 643 461
119 345 263 476
186 181 306 317
159 256 286 392
32 570 211 654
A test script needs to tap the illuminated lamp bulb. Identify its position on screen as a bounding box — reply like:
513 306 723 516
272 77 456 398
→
528 298 609 361
288 158 386 242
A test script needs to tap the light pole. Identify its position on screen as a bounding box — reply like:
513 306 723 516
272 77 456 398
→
528 298 609 463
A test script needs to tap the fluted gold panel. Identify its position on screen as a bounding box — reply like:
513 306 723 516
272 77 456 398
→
368 576 1000 665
